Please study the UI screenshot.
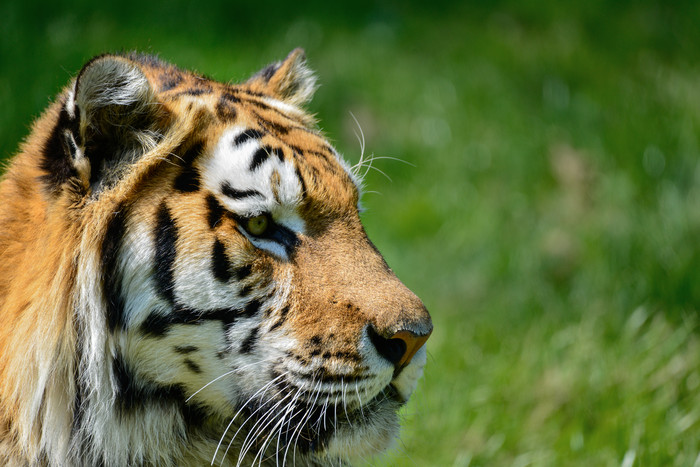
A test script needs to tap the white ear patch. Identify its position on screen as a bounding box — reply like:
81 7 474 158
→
66 87 77 119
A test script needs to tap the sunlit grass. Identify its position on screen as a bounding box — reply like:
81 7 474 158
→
377 308 700 466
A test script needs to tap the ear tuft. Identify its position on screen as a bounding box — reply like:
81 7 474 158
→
70 55 164 191
75 55 157 138
247 48 317 106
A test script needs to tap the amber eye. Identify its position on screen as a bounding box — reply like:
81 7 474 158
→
245 214 269 236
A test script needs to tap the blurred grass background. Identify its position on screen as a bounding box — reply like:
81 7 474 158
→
2 0 700 465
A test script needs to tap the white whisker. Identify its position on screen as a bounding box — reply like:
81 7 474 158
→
279 384 306 467
213 372 286 465
225 373 287 464
188 356 278 403
239 390 293 466
355 384 365 421
186 369 236 403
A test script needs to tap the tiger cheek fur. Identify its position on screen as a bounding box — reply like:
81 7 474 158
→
0 49 432 466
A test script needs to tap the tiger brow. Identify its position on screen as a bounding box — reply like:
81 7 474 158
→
233 128 264 146
220 181 263 200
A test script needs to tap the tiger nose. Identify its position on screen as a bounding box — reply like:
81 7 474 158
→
367 326 432 373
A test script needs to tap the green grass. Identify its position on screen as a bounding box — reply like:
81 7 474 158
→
2 1 700 465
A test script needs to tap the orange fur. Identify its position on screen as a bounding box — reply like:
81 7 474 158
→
0 51 432 465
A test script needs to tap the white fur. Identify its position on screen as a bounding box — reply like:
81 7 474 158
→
201 127 305 260
65 117 426 465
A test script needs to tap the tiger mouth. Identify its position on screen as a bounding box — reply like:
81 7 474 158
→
226 380 404 460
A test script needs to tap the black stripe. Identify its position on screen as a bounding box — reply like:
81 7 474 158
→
239 285 253 298
268 304 290 332
174 84 213 97
39 104 80 195
126 52 168 68
141 305 242 338
233 88 266 98
222 92 241 104
288 144 305 156
333 350 362 363
102 205 128 331
260 63 280 81
233 128 264 146
249 146 270 172
232 263 252 282
112 352 140 413
112 353 207 426
174 166 200 192
140 311 174 338
238 95 308 123
181 140 204 165
216 92 240 122
307 149 338 173
221 181 263 200
206 194 225 229
154 203 178 304
183 359 202 374
240 327 259 354
209 304 242 329
254 112 291 135
211 238 231 283
174 345 199 354
307 149 333 163
173 141 203 192
294 165 307 199
158 72 183 92
216 101 237 121
243 299 262 318
322 144 336 156
272 147 285 163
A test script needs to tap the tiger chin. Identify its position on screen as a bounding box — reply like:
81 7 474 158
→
0 49 432 466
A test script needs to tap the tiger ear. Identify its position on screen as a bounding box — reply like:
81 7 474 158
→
70 55 164 190
246 48 317 106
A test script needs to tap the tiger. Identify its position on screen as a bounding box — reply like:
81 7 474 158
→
0 49 432 466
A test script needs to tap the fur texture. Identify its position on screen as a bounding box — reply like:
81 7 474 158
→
0 50 432 466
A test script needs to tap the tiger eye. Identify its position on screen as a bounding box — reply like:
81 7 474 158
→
246 214 269 236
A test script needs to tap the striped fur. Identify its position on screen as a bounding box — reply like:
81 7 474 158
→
0 50 432 466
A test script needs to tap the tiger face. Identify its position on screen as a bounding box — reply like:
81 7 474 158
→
0 50 432 466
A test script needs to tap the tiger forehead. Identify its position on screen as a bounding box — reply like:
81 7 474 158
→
198 124 360 215
136 61 360 211
136 57 310 127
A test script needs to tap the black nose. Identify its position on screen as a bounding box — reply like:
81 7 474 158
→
368 326 407 366
367 326 431 373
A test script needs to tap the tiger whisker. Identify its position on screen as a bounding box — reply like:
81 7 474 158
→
213 371 286 465
223 374 287 464
355 383 366 422
321 393 330 432
239 382 301 464
361 155 415 167
291 378 324 466
341 378 352 429
186 369 236 403
238 390 293 466
349 111 366 180
188 356 279 403
277 383 305 466
283 375 319 467
364 158 393 182
252 392 302 467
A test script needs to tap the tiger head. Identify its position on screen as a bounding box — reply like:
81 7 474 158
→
0 50 432 465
